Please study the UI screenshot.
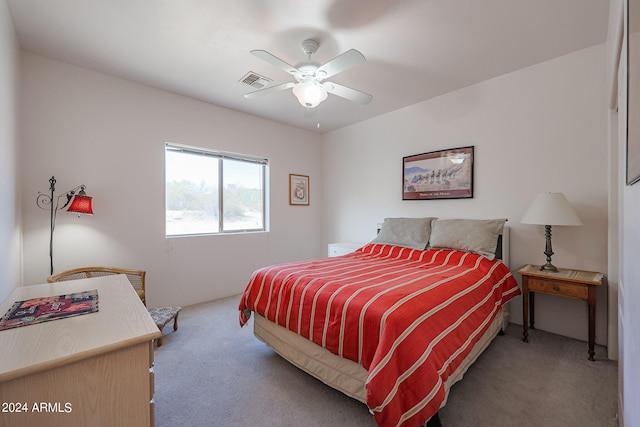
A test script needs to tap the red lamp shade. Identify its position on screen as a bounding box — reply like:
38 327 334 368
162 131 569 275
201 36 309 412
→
67 194 94 215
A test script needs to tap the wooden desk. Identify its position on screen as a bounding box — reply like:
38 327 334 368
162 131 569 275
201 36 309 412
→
518 264 604 361
0 275 161 426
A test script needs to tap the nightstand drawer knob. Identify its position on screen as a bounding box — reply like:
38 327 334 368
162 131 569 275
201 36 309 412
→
553 285 560 291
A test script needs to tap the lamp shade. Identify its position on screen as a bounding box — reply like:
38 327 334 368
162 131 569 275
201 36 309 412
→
292 81 328 108
521 192 582 226
67 194 94 215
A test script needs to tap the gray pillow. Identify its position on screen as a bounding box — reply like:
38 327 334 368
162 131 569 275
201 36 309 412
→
370 217 437 250
428 218 507 260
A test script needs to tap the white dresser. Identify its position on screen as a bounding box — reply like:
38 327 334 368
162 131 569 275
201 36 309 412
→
0 275 161 426
328 242 365 257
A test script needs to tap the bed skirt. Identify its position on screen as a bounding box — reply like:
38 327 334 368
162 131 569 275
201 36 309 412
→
253 306 508 409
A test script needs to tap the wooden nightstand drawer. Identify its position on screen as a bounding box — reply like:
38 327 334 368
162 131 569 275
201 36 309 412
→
526 277 588 300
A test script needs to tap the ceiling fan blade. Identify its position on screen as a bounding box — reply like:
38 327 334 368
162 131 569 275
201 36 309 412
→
250 50 299 76
317 49 366 80
244 82 295 99
324 82 372 105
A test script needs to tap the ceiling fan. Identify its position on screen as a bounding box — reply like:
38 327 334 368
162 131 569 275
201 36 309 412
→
243 39 373 109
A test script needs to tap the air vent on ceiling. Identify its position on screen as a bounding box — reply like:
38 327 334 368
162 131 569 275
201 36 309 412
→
239 71 273 89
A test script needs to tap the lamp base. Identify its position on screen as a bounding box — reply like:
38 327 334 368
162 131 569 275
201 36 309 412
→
540 262 558 272
540 224 558 272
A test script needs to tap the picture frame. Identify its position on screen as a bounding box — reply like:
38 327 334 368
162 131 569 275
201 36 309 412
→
402 146 474 200
289 174 309 205
628 0 640 185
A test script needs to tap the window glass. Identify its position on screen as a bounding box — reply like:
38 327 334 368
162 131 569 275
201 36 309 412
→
222 158 264 231
165 144 267 236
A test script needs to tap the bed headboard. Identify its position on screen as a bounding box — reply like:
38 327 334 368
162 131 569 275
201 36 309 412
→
497 226 510 268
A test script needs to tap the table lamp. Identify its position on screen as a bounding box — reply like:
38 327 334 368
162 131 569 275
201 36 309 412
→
521 192 582 272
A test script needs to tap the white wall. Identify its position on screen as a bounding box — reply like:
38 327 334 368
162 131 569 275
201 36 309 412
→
323 44 610 345
0 0 21 302
19 53 323 308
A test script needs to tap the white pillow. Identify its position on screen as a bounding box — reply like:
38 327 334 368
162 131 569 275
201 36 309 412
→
428 218 507 260
370 217 437 250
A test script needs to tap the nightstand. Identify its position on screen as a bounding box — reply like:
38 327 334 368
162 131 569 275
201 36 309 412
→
328 242 365 257
518 264 604 361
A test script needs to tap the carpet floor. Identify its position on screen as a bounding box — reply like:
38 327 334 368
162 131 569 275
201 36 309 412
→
153 295 618 427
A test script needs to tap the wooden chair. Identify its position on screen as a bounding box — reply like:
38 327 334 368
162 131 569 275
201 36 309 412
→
48 267 181 346
48 266 146 305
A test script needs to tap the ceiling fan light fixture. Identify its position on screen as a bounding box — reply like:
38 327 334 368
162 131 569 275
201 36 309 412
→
293 81 328 108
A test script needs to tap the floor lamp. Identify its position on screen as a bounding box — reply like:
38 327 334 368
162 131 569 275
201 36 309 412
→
36 176 94 275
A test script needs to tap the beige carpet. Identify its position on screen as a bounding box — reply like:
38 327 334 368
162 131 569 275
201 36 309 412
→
152 295 618 427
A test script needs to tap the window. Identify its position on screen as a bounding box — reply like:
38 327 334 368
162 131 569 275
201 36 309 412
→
165 144 267 236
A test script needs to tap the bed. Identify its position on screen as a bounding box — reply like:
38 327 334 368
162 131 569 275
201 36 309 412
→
239 218 520 427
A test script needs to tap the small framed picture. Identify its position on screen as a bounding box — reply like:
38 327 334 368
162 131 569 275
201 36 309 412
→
403 146 474 200
289 174 309 205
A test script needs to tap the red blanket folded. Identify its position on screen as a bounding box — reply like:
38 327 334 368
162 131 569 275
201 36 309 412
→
240 244 520 426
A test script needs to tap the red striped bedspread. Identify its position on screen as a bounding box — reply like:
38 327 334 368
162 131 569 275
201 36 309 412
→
239 243 520 427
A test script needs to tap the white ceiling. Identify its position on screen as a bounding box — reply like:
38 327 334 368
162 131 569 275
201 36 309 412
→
6 0 610 134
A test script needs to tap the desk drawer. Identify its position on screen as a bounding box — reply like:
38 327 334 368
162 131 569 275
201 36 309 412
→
526 277 588 300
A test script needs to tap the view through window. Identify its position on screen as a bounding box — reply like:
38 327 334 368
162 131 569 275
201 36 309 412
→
165 144 267 236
